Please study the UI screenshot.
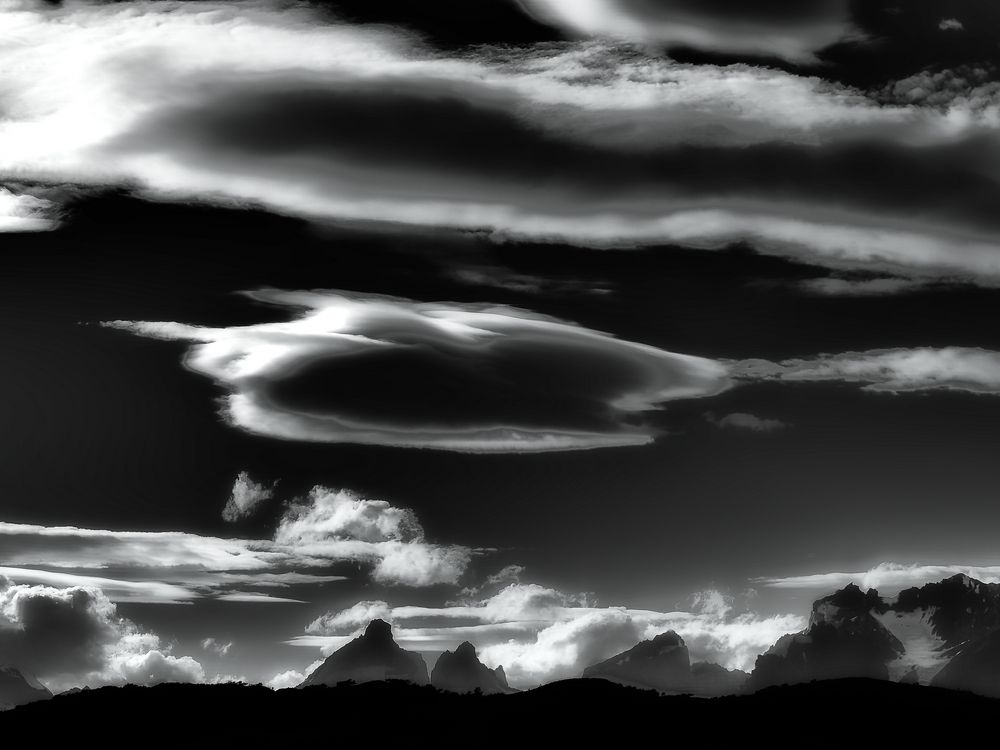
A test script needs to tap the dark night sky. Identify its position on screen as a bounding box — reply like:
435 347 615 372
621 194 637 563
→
3 0 1000 690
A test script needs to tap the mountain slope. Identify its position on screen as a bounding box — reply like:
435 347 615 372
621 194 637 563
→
0 666 51 710
750 575 1000 696
430 641 515 694
300 619 428 687
583 630 747 696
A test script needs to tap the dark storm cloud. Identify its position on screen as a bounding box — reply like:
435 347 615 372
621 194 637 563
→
107 288 731 451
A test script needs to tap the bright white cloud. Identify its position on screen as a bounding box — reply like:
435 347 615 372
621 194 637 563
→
0 187 55 232
108 289 731 452
222 471 276 522
0 566 198 604
732 347 1000 394
0 487 472 594
518 0 857 64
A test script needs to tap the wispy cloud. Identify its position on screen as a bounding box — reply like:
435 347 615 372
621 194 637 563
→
758 562 1000 593
0 487 475 602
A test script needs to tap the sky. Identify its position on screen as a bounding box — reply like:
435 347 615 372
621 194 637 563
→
3 0 1000 691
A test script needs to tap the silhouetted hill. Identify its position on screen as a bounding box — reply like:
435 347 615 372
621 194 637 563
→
300 619 428 687
582 630 747 696
0 666 50 710
431 641 515 694
0 679 995 742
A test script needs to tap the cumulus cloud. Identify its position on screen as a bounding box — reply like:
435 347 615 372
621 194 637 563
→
758 562 1000 594
222 471 276 522
292 582 804 688
0 578 204 692
0 487 473 598
518 0 855 63
5 3 1000 282
731 347 1000 395
705 412 787 432
108 289 730 452
265 659 323 690
939 18 965 32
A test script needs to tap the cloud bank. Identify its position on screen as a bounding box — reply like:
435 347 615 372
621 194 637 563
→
0 486 474 602
732 347 1000 395
0 577 204 692
294 581 804 688
5 2 1000 283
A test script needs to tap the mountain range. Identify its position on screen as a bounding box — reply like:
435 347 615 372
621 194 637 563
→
582 630 748 696
749 574 1000 697
296 575 1000 698
0 666 51 711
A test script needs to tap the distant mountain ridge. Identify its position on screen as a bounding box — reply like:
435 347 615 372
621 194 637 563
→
0 666 51 710
749 574 1000 697
583 630 748 696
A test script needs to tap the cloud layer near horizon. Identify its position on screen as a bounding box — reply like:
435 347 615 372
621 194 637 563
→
0 576 204 692
5 2 1000 285
291 580 804 688
0 486 474 603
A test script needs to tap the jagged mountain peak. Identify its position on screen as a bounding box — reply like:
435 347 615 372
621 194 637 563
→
431 641 514 694
300 620 428 688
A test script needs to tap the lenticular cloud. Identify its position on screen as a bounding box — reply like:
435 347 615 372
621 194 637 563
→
106 289 731 452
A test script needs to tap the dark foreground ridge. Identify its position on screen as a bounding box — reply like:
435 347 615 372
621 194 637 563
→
1 678 995 742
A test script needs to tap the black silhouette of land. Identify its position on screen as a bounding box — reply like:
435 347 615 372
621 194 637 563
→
1 678 995 742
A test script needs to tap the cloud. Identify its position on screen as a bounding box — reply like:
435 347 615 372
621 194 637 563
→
518 0 855 63
0 566 198 605
758 562 1000 594
306 601 393 636
201 638 232 657
5 3 1000 283
0 578 204 692
705 412 787 432
0 487 473 596
797 277 935 296
293 582 804 687
108 289 730 452
265 659 323 690
222 471 276 522
0 187 56 232
939 18 965 32
731 347 1000 395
